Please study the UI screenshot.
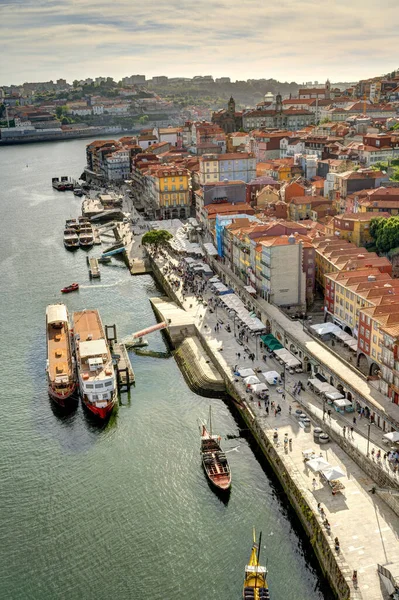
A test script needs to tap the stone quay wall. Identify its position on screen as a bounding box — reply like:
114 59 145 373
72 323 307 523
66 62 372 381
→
149 255 359 600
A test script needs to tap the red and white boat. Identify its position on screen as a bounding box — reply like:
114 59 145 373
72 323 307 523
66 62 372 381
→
200 407 231 492
72 309 117 419
46 304 77 405
61 283 79 294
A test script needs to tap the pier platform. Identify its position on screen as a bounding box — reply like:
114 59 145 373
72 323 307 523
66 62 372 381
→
150 296 196 346
88 257 100 278
112 342 135 388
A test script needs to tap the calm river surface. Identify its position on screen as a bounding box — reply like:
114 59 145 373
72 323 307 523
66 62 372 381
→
0 139 333 599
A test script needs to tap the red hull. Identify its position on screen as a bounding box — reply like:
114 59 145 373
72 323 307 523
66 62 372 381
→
61 284 79 294
82 396 116 420
48 382 77 406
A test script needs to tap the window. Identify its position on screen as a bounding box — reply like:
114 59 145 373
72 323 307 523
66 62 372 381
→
359 339 364 349
86 384 94 389
360 326 364 335
373 335 377 343
105 381 113 387
366 317 371 325
365 343 369 352
95 383 103 389
372 349 376 357
366 330 370 339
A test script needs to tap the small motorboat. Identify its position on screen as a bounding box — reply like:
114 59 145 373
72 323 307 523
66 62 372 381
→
61 283 79 294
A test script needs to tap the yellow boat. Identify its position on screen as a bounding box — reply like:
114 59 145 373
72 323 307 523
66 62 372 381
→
243 529 270 599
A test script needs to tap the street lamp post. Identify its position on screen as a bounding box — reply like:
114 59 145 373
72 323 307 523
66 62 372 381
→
367 422 372 456
303 315 312 332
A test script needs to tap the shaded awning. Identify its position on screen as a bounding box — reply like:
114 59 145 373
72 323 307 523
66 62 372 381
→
203 242 218 256
244 285 257 295
261 334 283 350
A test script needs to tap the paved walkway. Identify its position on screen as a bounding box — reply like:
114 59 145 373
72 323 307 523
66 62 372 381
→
154 249 399 599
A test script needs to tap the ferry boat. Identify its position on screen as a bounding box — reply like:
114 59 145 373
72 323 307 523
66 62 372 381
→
46 304 76 405
199 407 231 492
52 176 75 191
243 530 270 599
63 228 80 250
73 309 117 419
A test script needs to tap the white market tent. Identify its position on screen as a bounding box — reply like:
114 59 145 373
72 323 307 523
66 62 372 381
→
220 293 265 332
203 242 218 256
251 383 268 393
333 398 352 408
322 466 345 481
238 368 256 377
307 457 331 472
325 391 345 401
310 322 340 336
383 431 399 443
263 370 280 385
274 348 301 367
244 375 261 385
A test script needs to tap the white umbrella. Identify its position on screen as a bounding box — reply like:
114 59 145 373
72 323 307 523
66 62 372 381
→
262 371 280 385
322 466 345 481
244 375 261 385
307 457 331 472
251 383 268 393
238 368 255 377
383 431 399 443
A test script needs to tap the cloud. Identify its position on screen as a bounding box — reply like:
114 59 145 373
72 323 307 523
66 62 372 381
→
1 0 398 84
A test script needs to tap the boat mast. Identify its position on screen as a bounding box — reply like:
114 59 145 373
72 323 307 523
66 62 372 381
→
209 405 212 437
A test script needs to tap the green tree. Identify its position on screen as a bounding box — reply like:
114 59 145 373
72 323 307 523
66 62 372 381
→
370 216 399 253
138 115 149 125
73 80 79 89
142 230 173 247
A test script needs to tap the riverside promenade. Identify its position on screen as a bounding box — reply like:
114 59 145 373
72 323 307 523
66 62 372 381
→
151 248 399 600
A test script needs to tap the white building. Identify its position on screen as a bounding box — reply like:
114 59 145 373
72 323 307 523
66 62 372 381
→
280 137 305 158
104 149 130 181
199 152 256 185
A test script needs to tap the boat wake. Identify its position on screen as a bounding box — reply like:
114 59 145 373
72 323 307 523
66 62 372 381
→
80 280 125 289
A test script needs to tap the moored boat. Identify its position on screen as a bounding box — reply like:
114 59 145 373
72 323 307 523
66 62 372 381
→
61 283 79 294
64 228 79 250
46 304 76 405
199 407 231 492
52 176 75 191
73 309 117 419
79 232 94 248
243 530 270 599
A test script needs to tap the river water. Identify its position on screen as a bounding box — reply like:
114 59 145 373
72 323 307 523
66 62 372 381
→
0 139 333 599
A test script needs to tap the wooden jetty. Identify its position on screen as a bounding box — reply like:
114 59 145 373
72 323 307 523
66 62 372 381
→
105 324 135 390
88 256 100 278
113 342 135 388
93 228 101 245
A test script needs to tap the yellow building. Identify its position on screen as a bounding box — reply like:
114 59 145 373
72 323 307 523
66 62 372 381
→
147 164 191 219
332 213 392 247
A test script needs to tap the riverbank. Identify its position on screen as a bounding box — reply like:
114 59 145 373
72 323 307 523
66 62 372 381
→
148 247 399 600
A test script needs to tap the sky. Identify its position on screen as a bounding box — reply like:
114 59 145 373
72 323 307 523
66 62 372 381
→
1 0 399 86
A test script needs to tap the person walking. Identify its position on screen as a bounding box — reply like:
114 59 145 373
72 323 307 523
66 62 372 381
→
289 405 292 415
312 478 317 491
343 426 346 437
353 416 357 426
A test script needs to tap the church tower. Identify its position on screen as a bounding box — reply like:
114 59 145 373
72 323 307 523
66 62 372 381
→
325 78 331 99
228 96 236 114
275 92 282 113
